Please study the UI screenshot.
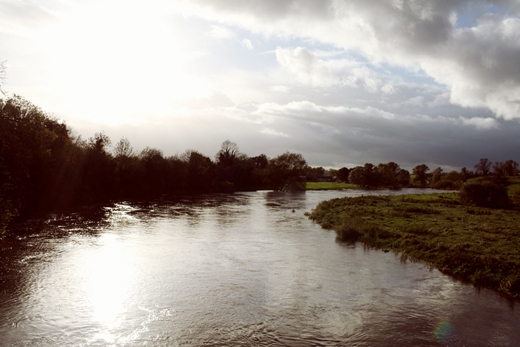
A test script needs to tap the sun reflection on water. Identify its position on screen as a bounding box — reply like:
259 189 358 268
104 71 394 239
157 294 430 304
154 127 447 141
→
82 233 133 340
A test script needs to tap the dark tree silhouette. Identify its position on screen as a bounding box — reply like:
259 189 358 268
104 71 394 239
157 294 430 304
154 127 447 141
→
412 164 429 186
268 152 307 191
474 158 492 176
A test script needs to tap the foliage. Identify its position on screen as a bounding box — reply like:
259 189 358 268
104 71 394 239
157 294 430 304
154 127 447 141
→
268 152 307 191
459 181 510 208
337 167 351 182
348 163 380 188
474 158 492 176
412 164 429 186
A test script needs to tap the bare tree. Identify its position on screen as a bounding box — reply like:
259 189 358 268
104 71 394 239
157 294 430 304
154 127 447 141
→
474 158 491 176
114 137 134 158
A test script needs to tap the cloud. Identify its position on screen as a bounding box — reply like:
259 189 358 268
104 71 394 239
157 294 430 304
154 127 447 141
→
186 0 520 120
241 38 253 49
261 128 289 137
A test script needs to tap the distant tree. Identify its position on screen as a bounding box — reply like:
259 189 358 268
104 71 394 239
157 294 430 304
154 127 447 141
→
396 169 410 186
460 167 472 181
306 166 326 182
501 160 519 176
444 170 461 182
412 164 429 186
81 132 116 203
114 137 134 158
186 150 215 193
267 152 307 191
215 140 244 167
337 167 351 182
377 162 400 187
492 161 505 177
349 163 380 188
430 167 444 186
474 158 492 176
251 154 268 169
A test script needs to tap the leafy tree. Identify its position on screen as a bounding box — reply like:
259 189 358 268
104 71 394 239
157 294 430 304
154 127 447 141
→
412 164 429 186
430 167 444 186
348 163 380 188
498 160 519 177
80 132 116 203
460 181 510 208
139 147 170 196
474 158 491 176
337 167 351 182
186 150 215 193
396 169 410 186
267 152 307 191
460 167 473 181
444 170 461 182
378 162 400 187
251 154 268 169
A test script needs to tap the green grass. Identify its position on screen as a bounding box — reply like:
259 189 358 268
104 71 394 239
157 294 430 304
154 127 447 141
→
306 182 359 190
307 191 520 297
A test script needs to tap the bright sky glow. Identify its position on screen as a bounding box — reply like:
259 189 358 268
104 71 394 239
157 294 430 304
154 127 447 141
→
1 0 520 169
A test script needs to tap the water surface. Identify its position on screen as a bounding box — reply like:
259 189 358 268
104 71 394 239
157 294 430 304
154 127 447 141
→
1 189 519 346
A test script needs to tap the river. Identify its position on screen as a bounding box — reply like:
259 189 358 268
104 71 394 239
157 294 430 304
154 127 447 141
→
0 189 519 346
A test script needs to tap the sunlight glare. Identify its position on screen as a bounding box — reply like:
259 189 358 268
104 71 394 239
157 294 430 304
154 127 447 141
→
43 3 202 124
83 233 133 331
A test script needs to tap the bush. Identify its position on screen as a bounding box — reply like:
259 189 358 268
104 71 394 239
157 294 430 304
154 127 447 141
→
459 181 510 208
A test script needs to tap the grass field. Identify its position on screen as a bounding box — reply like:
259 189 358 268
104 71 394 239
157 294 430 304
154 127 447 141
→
306 182 359 190
307 184 520 297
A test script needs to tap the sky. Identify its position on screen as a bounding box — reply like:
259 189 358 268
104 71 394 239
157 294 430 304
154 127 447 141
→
1 0 520 171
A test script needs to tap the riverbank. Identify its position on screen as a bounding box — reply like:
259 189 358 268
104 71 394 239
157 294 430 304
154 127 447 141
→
307 192 520 297
306 182 359 190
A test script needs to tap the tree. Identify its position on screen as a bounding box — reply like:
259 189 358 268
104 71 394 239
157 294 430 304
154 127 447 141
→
114 137 134 158
430 167 444 186
337 167 351 182
251 154 268 170
501 160 519 176
215 140 244 167
378 162 400 187
412 164 429 186
267 152 307 191
474 158 491 176
186 150 215 193
396 169 410 186
348 163 380 188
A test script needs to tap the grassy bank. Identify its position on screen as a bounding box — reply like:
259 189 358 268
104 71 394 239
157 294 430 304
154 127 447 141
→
306 182 359 190
307 192 520 297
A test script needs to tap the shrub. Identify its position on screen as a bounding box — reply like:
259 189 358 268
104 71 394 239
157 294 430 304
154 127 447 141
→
459 181 510 208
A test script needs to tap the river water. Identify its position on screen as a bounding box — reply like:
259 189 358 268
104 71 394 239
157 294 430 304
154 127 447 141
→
0 189 519 346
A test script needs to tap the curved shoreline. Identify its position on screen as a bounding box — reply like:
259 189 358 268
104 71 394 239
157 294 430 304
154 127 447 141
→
307 193 520 298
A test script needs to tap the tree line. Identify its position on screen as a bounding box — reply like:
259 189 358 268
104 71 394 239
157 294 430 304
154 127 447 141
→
1 95 518 232
0 96 308 232
308 159 518 190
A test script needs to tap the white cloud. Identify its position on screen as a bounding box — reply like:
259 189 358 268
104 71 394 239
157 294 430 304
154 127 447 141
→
261 128 289 137
186 0 520 120
460 116 499 130
242 38 253 49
